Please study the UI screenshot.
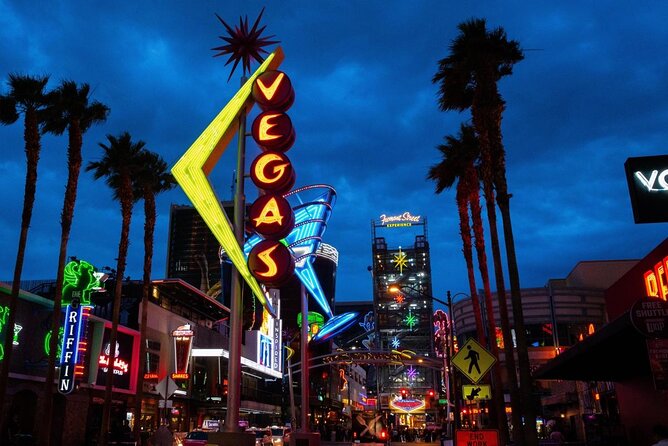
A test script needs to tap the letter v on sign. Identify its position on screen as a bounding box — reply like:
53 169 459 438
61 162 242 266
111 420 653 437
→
171 47 285 317
257 72 285 101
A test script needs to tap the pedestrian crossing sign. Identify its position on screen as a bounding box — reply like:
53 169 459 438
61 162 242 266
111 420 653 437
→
451 338 496 383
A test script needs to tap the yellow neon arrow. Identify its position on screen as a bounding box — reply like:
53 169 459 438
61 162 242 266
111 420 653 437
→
171 47 285 317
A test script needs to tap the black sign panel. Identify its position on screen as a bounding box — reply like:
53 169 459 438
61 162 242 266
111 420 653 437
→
625 155 668 223
630 298 668 338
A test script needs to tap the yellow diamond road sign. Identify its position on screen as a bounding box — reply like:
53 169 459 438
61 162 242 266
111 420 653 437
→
452 338 496 383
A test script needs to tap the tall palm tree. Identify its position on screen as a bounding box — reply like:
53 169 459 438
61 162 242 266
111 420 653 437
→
132 150 175 443
40 80 109 445
0 73 50 417
428 124 509 443
427 124 486 345
468 163 510 444
433 19 533 445
86 132 144 446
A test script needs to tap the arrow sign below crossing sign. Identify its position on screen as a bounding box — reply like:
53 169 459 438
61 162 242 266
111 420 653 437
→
451 338 496 383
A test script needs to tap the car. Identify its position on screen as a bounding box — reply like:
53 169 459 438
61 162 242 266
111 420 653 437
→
270 426 292 446
247 427 267 446
183 430 209 446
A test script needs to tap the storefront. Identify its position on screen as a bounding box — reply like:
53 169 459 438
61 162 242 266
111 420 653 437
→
534 237 668 446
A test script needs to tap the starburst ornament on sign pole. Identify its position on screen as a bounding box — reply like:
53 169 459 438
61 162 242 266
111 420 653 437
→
406 365 418 381
212 7 279 81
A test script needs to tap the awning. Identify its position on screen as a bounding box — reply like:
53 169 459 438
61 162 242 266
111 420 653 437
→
152 279 230 321
533 311 650 381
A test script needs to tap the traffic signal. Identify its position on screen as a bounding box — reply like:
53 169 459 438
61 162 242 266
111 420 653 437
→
427 389 435 398
400 388 408 399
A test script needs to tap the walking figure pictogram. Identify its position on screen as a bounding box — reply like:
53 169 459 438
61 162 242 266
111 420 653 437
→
464 345 481 374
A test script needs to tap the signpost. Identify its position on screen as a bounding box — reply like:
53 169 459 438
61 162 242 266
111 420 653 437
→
451 338 496 383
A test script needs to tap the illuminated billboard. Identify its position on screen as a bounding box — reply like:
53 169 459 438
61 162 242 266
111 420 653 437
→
625 155 668 223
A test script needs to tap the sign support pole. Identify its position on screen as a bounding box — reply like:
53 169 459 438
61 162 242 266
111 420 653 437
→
300 284 309 432
224 86 247 433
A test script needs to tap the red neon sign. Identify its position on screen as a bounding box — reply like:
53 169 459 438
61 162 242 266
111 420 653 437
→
144 373 159 380
248 239 295 287
251 111 295 152
248 194 295 240
171 372 190 380
250 151 295 193
644 256 668 300
252 70 295 112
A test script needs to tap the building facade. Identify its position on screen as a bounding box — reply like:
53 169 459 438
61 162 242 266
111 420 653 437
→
452 259 637 442
370 212 438 428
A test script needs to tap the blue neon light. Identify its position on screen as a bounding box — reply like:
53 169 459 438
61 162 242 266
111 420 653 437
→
59 304 84 394
311 311 358 343
245 185 336 318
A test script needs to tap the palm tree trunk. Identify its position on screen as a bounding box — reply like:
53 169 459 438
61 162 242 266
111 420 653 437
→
0 108 41 417
469 173 509 445
134 189 156 443
41 119 83 446
456 184 486 344
481 179 524 445
497 190 538 446
487 98 538 446
99 178 133 446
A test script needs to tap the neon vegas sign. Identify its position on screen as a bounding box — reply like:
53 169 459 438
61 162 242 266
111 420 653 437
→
379 212 421 227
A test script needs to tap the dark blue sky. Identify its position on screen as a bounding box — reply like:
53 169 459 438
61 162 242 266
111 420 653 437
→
1 1 667 307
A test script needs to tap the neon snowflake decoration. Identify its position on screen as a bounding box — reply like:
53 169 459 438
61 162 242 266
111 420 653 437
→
391 336 401 349
404 309 418 330
392 247 408 274
394 294 405 304
406 366 418 381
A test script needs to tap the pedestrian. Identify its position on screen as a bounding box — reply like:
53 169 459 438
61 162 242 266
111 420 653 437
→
651 424 668 446
151 422 174 446
263 429 274 446
549 428 564 444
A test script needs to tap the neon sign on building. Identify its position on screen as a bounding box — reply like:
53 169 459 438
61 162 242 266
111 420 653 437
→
644 257 668 301
171 324 194 380
379 212 421 227
59 260 101 394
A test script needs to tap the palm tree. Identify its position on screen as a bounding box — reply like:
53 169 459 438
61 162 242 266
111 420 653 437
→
0 73 50 417
428 124 509 443
40 80 109 445
86 132 144 446
433 19 533 445
427 124 486 345
132 150 175 443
